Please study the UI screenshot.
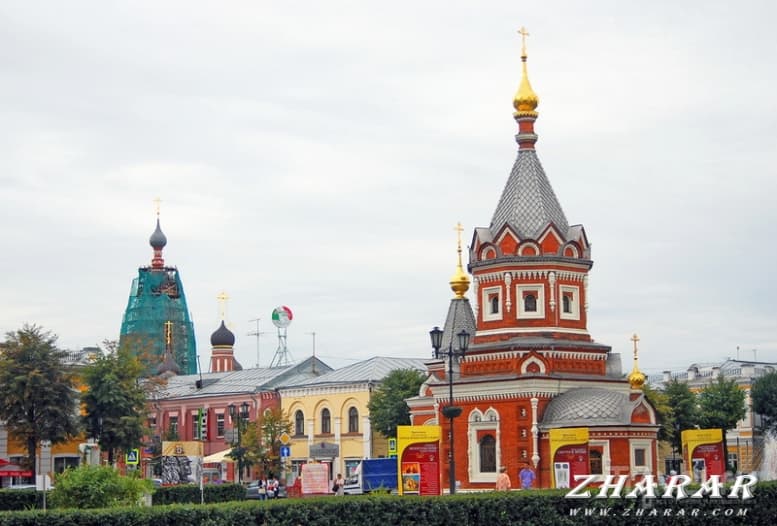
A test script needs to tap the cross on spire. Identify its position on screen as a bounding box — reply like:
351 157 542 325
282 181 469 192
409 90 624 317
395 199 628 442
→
631 333 640 359
518 26 530 57
153 197 162 216
454 222 465 267
216 291 230 320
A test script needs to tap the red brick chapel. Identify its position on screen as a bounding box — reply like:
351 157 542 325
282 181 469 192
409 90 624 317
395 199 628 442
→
407 33 658 491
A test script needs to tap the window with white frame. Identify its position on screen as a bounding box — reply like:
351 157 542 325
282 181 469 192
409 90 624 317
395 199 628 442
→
481 286 503 321
468 408 501 483
630 439 652 473
216 413 225 438
517 285 545 319
559 285 580 320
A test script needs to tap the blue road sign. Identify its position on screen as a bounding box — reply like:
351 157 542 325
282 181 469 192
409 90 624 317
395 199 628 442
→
280 445 290 458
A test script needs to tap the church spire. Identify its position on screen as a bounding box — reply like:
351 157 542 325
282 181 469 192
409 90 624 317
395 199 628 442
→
149 198 167 269
449 222 471 298
513 26 539 119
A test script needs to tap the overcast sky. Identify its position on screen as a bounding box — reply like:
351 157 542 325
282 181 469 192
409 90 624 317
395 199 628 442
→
2 1 775 376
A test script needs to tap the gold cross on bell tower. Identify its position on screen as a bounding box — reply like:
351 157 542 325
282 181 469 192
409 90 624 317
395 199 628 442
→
216 290 230 320
153 197 162 216
518 26 530 57
164 320 173 346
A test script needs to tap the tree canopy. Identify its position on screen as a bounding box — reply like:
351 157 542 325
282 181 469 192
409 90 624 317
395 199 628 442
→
81 340 149 465
0 325 81 472
751 370 777 436
699 374 746 471
367 368 426 438
664 378 700 453
641 383 673 442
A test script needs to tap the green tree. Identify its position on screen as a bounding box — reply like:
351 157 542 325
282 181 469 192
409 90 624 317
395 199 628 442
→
241 408 292 479
699 375 746 471
642 383 673 442
0 325 80 473
664 378 700 454
50 464 153 509
752 370 777 436
81 341 149 465
367 368 426 438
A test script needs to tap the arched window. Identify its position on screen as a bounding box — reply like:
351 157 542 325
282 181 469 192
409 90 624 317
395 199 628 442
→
321 408 331 434
524 294 537 312
348 407 359 433
294 410 304 436
589 450 603 475
479 435 496 473
490 295 499 314
562 295 571 314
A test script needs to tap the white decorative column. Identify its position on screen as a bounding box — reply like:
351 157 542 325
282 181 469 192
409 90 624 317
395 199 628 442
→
472 276 479 318
504 272 512 312
530 397 540 468
583 275 589 312
306 418 314 452
548 272 556 312
334 416 342 473
362 415 371 458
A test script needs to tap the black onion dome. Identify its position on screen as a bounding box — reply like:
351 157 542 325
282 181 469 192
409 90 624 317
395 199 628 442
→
210 320 235 346
149 218 168 249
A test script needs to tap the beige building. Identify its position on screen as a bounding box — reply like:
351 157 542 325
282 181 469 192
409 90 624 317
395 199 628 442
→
648 359 776 474
278 356 426 481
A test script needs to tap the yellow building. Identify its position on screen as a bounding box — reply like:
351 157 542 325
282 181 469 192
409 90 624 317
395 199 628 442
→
278 356 426 481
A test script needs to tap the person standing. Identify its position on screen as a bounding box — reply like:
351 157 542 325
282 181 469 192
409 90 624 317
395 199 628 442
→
495 466 511 491
519 464 535 490
333 473 345 496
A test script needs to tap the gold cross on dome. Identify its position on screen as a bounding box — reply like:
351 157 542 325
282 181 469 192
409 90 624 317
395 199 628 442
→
216 291 229 320
153 197 162 216
630 333 640 358
518 26 530 56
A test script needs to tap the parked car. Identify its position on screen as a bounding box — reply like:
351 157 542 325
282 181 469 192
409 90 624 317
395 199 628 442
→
245 480 267 500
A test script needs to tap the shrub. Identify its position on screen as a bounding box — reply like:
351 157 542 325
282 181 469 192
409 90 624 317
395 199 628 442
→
49 465 153 509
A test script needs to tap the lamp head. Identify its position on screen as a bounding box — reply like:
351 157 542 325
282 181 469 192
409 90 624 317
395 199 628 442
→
429 326 443 355
457 329 470 354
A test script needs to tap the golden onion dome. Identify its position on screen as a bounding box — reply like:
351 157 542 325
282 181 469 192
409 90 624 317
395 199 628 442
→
513 58 539 115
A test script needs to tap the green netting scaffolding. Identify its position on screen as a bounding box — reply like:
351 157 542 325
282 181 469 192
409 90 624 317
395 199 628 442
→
119 266 197 375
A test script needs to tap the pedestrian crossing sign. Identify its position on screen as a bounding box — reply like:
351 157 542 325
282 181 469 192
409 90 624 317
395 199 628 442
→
126 448 140 465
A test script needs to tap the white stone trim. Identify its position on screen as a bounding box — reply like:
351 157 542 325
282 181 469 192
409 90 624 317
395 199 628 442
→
559 285 580 321
517 284 545 319
520 356 547 375
481 286 503 322
475 326 590 337
629 439 652 477
588 439 611 475
467 407 501 483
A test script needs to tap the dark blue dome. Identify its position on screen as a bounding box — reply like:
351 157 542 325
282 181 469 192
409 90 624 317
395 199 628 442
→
210 320 235 346
149 218 167 249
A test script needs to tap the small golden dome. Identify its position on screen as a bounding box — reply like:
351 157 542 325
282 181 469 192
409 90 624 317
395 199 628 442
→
628 368 647 390
513 58 539 115
450 266 470 299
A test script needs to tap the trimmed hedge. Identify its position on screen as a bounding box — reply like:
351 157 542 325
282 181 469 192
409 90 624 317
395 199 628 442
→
151 483 245 505
0 482 772 525
0 490 46 512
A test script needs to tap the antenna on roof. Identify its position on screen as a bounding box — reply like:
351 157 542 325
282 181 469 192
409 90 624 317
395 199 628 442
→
307 331 317 374
196 354 204 389
248 318 266 368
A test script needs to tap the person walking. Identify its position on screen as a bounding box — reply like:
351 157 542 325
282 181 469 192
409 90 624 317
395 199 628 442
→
495 465 511 491
333 473 345 496
519 464 535 490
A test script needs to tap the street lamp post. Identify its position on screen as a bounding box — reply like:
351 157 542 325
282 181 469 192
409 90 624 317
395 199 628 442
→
228 401 251 484
429 326 470 495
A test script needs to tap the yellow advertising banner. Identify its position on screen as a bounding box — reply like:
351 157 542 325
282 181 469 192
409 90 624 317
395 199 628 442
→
549 427 589 488
681 428 723 463
396 425 441 496
162 441 204 457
